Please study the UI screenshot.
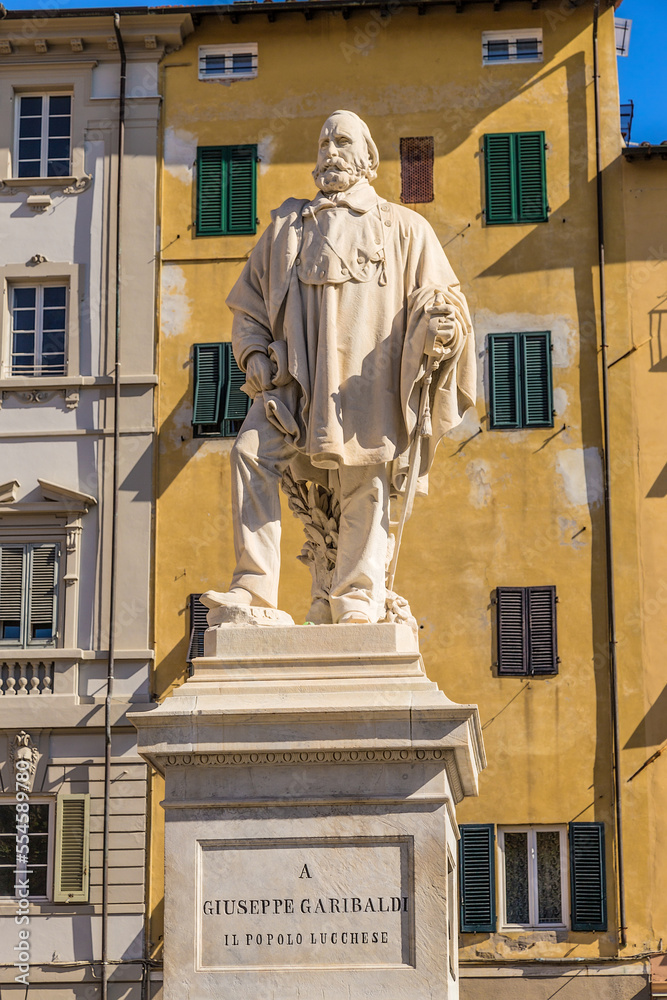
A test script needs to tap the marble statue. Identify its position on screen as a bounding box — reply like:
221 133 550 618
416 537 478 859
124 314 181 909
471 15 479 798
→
201 110 475 625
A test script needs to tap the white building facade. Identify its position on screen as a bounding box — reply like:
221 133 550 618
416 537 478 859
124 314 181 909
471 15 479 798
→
0 12 191 1000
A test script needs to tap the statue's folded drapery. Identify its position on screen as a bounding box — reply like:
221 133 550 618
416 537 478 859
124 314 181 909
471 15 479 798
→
227 186 475 496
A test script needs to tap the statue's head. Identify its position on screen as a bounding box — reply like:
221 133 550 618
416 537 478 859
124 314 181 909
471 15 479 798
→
313 110 379 193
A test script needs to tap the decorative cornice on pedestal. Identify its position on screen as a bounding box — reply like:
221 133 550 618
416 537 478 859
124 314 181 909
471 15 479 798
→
163 746 454 767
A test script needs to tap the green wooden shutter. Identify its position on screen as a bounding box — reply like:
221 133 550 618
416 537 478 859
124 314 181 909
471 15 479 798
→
485 132 547 225
227 145 257 235
28 544 57 644
221 342 251 429
527 585 558 675
193 343 224 426
187 593 209 666
197 147 225 236
0 546 25 643
496 587 527 675
484 133 517 224
569 822 607 931
459 824 496 933
54 794 90 903
522 332 553 427
489 334 520 429
516 132 548 223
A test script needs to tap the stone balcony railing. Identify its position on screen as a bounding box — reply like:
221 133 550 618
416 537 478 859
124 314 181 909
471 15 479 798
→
0 649 153 726
0 658 54 696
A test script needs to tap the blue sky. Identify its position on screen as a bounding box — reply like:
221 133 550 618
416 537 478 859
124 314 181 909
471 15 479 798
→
616 0 667 144
2 0 665 144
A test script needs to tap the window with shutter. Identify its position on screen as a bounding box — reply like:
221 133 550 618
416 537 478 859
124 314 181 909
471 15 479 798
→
196 144 257 237
459 824 496 933
54 794 89 903
0 800 53 899
484 132 547 225
496 585 558 676
488 331 552 429
400 137 434 204
193 342 250 438
569 822 607 931
187 593 209 670
0 542 59 647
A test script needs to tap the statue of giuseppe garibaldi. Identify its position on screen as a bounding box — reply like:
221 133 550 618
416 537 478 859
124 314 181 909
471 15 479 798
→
201 110 475 626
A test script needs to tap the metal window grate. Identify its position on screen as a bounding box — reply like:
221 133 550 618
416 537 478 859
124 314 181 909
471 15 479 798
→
400 136 434 205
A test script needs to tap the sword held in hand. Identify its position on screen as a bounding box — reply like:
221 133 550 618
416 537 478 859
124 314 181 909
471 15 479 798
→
386 294 456 593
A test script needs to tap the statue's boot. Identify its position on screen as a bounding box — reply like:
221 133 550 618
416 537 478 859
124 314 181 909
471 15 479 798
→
304 598 333 625
338 610 373 624
199 587 272 610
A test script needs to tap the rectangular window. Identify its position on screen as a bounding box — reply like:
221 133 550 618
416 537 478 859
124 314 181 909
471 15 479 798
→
499 826 568 928
198 44 258 81
496 585 558 676
484 132 548 225
16 94 72 178
488 331 552 429
9 284 68 376
482 29 543 65
460 823 606 934
400 136 434 204
196 145 257 237
0 800 53 899
192 342 251 437
0 543 59 647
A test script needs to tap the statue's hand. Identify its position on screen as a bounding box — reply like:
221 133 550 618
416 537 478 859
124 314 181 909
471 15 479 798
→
425 294 456 358
244 351 278 396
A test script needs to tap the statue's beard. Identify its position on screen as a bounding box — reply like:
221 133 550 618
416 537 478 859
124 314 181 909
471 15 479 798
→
313 156 367 192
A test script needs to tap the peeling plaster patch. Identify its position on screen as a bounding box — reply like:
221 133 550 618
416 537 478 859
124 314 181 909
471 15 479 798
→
164 127 196 184
473 309 577 370
160 398 193 453
465 459 492 508
558 516 588 550
552 386 568 418
161 266 191 339
447 405 481 442
257 133 275 175
189 437 233 460
556 448 604 507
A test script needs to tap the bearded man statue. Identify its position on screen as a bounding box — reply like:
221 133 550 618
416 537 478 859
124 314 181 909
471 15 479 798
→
201 110 475 625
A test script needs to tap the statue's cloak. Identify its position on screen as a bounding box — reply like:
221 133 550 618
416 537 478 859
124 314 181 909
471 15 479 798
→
227 185 475 494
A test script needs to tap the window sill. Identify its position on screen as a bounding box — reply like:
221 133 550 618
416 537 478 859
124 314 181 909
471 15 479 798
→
0 375 158 388
0 175 91 195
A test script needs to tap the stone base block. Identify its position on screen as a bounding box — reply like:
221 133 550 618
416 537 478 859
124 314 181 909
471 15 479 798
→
131 623 485 1000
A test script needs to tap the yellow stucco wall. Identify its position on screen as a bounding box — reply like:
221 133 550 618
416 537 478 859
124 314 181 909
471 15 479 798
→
150 0 661 972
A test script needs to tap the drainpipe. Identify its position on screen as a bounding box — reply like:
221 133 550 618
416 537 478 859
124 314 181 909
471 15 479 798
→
102 14 126 1000
592 0 626 950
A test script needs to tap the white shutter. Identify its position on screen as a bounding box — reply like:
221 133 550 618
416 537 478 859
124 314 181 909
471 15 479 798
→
0 546 25 640
28 544 57 642
54 794 90 903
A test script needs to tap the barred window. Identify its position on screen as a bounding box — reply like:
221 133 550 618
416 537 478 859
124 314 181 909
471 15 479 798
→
400 137 434 204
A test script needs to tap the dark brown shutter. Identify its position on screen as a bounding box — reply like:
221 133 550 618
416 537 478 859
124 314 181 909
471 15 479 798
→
400 136 434 204
496 587 527 675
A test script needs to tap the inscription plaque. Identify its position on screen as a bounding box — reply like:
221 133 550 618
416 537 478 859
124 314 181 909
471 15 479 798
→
197 837 414 969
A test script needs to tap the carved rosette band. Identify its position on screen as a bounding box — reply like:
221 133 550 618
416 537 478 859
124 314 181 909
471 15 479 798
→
164 747 454 767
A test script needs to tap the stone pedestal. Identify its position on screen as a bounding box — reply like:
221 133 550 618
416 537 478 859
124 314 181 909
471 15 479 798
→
131 623 485 1000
